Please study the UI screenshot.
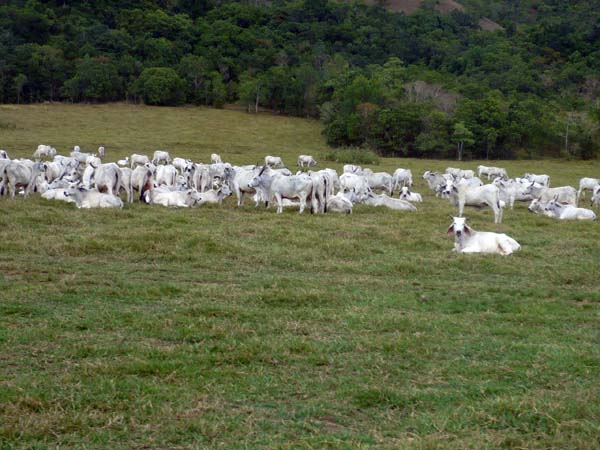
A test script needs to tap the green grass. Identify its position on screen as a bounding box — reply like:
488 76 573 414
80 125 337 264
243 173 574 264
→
1 104 599 449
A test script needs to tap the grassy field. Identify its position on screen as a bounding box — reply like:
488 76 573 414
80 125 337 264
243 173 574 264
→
1 104 599 449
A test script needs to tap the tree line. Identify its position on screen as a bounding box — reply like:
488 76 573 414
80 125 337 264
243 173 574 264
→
1 0 599 159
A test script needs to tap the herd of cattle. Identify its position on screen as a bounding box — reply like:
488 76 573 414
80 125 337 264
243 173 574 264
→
1 145 598 255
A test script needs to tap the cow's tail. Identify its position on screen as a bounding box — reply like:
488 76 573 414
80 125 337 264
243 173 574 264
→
323 177 328 213
140 170 152 203
114 168 121 196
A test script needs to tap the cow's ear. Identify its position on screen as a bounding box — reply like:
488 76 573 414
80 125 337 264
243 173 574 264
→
464 224 474 235
446 224 454 235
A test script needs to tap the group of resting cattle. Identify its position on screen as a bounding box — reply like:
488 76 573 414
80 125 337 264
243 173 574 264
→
1 145 598 256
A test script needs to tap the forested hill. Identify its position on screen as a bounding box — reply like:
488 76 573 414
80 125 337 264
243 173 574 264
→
1 1 599 159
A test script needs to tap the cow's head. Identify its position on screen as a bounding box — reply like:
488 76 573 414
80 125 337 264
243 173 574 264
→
447 217 472 237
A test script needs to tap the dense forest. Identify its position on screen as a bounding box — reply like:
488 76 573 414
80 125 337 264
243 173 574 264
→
1 0 599 159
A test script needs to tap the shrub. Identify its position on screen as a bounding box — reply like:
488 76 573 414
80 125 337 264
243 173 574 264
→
134 67 186 106
322 147 379 165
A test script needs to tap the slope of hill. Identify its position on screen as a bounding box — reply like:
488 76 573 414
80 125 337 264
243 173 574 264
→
364 0 503 31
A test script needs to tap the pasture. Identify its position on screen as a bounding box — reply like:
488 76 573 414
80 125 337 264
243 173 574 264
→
1 104 599 449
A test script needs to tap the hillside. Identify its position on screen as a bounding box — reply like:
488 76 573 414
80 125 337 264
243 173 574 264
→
0 0 598 159
363 0 503 31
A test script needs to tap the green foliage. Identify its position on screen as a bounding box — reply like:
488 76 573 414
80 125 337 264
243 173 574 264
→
0 0 599 158
134 67 186 106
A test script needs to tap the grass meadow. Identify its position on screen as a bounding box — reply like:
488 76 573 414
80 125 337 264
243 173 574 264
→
0 104 599 449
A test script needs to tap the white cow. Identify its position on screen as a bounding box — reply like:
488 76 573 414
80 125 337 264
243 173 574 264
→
447 217 520 255
211 153 223 164
2 160 44 198
297 155 317 168
93 163 121 196
523 173 549 187
591 185 600 208
527 199 555 217
494 179 534 209
264 155 284 168
399 186 422 202
363 192 417 211
326 192 353 214
444 180 503 223
231 165 262 206
33 145 56 160
578 177 599 201
0 150 9 159
152 150 171 165
390 168 413 195
446 168 474 179
155 164 178 187
63 188 123 209
478 165 508 180
131 164 155 202
249 167 313 213
130 154 150 168
544 200 596 220
97 146 105 158
119 167 134 203
194 185 232 206
145 189 199 208
366 171 393 195
172 157 191 174
422 171 447 196
117 157 130 167
339 172 370 197
343 164 363 174
524 183 577 206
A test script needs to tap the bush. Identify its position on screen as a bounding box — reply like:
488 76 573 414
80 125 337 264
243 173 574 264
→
134 67 186 106
322 147 379 165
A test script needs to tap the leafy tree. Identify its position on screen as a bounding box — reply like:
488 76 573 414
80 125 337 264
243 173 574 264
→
452 121 475 160
134 67 186 106
13 74 27 104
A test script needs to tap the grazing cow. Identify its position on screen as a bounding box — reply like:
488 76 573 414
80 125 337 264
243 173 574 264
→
63 188 123 209
152 150 171 165
326 192 353 214
390 168 413 194
71 150 95 164
366 171 393 195
578 177 599 201
339 172 370 197
447 217 520 255
297 155 317 168
93 163 122 196
249 166 313 213
523 173 549 187
494 179 534 209
131 164 154 202
172 157 191 174
363 192 417 211
130 154 150 168
343 164 363 175
33 145 56 160
211 153 223 164
119 167 134 203
231 165 262 206
422 171 447 196
155 164 178 187
524 183 577 206
264 155 284 168
544 199 596 220
446 168 474 179
444 180 503 223
399 186 422 202
478 165 508 180
2 160 44 198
